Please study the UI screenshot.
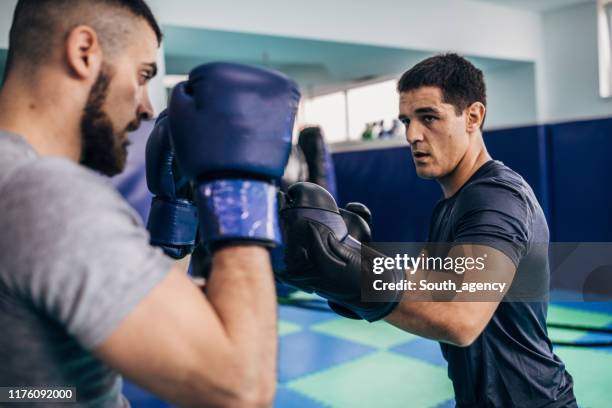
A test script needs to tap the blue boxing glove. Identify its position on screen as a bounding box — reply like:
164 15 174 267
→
169 63 300 247
146 110 198 258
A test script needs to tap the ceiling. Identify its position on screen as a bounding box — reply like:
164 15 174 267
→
0 28 527 97
476 0 595 12
163 25 530 98
0 8 541 98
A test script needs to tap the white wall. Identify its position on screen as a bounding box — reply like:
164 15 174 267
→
0 1 16 48
539 2 612 122
3 0 610 125
148 0 546 129
150 0 612 125
485 63 538 129
147 0 541 62
149 44 168 116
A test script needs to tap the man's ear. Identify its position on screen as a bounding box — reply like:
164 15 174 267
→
466 102 486 132
65 25 102 81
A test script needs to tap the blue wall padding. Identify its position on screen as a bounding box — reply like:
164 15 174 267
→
331 117 612 242
483 125 550 219
112 117 612 244
547 118 612 242
332 146 441 242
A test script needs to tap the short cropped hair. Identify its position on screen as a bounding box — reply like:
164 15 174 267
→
5 0 162 75
397 53 487 127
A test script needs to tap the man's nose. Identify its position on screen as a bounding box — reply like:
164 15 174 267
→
138 87 155 120
405 121 424 145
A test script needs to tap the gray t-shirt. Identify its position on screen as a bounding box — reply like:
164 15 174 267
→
0 132 174 407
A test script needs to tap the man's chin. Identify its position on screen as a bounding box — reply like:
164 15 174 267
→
414 166 437 180
104 160 127 177
82 144 129 177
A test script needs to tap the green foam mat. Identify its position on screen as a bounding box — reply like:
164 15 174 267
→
278 320 302 337
554 346 612 408
547 327 589 343
286 351 453 408
310 318 417 349
548 305 612 327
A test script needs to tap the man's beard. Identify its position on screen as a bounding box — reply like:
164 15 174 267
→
79 64 140 176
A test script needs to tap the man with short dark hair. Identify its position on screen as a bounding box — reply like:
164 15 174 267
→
391 53 576 407
0 1 296 406
279 54 577 407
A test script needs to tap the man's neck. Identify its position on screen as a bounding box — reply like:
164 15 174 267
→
0 72 83 160
438 140 492 199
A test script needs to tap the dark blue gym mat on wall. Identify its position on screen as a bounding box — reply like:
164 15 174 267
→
332 117 612 243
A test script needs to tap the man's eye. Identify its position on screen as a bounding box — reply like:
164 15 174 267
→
399 118 410 126
423 115 436 124
140 72 152 83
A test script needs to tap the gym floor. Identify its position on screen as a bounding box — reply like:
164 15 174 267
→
124 293 612 408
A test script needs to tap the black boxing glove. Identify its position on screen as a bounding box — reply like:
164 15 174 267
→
328 203 373 319
279 182 403 322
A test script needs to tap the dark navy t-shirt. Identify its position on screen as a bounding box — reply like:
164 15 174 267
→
428 160 576 408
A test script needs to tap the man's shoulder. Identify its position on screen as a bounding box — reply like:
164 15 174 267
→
2 157 138 224
447 162 539 229
467 160 527 188
458 161 532 206
14 156 115 193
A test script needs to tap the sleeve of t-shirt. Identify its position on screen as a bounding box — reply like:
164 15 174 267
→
8 158 174 350
452 179 532 267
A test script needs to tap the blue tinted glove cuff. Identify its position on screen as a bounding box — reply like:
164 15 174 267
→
195 179 281 247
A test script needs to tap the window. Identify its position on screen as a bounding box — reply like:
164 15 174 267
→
598 0 612 98
301 78 403 144
301 91 348 143
346 79 400 141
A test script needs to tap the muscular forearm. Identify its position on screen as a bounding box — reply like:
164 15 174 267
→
385 300 488 347
383 265 503 346
383 245 513 347
205 245 277 404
